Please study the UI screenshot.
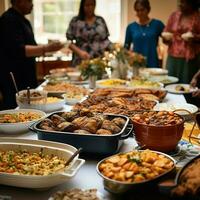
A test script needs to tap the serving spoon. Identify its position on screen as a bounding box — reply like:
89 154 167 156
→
65 148 82 167
27 87 31 104
10 72 19 96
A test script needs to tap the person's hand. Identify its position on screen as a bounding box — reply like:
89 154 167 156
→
190 77 198 87
79 50 90 60
161 32 173 42
45 41 64 53
192 89 200 98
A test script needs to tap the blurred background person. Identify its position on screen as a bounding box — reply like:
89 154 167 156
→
0 0 64 109
162 0 200 83
66 0 112 67
124 0 164 68
190 69 200 98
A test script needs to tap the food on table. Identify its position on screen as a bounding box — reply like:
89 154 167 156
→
131 111 183 126
98 149 174 183
49 68 68 77
172 158 200 197
38 110 126 135
0 112 43 123
128 77 163 88
0 149 67 175
91 88 167 102
46 97 63 103
51 188 100 200
160 79 175 84
72 87 166 116
21 91 42 98
73 96 156 116
43 82 88 95
136 93 159 101
175 85 189 92
97 79 127 87
16 90 47 104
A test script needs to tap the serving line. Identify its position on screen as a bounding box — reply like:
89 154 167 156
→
0 93 195 200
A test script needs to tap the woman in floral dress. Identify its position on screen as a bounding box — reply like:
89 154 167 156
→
66 0 111 67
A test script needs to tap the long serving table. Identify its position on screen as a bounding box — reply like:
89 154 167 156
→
1 93 199 200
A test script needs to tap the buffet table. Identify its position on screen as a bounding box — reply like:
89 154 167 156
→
0 93 199 200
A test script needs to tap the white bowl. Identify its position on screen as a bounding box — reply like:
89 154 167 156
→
0 109 46 134
0 138 85 189
49 68 68 77
17 97 65 113
67 71 81 81
153 103 198 121
62 94 85 105
16 89 47 105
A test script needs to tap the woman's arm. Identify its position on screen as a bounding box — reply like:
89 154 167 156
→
68 43 90 60
190 70 200 87
161 12 175 45
124 24 133 50
25 42 64 57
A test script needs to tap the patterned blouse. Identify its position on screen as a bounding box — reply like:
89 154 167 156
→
164 11 200 60
66 16 111 66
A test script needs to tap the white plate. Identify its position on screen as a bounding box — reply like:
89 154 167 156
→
153 103 198 115
149 76 179 85
0 138 85 189
139 68 168 76
68 80 89 85
0 109 46 134
165 84 198 94
128 80 164 89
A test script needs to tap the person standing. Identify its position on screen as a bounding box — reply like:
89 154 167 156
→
162 0 200 83
66 0 112 67
124 0 164 68
190 69 200 98
0 0 64 109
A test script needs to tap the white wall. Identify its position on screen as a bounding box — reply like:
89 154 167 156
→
127 0 177 24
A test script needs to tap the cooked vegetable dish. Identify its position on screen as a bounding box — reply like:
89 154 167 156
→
0 149 66 175
131 111 183 126
0 112 42 123
99 150 174 183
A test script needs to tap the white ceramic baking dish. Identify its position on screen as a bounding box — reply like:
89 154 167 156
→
0 138 85 189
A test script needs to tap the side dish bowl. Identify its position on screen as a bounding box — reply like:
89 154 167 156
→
131 111 184 152
0 109 46 134
97 149 175 194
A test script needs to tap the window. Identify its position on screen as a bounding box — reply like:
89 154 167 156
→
33 0 121 44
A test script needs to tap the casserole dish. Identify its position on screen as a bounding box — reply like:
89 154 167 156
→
0 138 85 189
97 149 176 194
30 112 133 155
